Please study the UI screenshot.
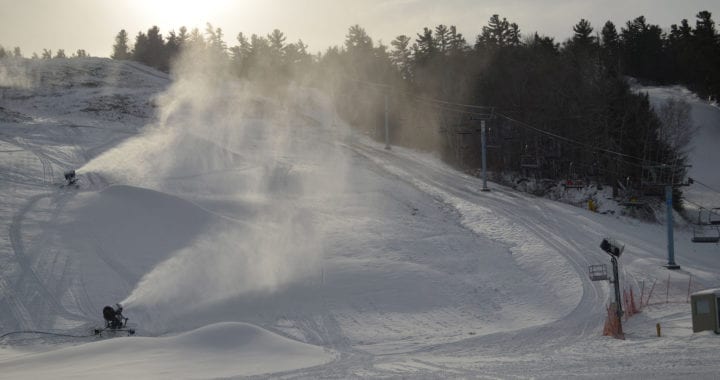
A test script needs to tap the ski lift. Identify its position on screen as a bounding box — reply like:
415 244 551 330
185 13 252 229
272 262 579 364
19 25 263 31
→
710 208 720 225
692 209 720 243
542 137 562 159
563 162 585 189
520 155 540 169
619 195 646 208
588 264 608 281
692 226 720 243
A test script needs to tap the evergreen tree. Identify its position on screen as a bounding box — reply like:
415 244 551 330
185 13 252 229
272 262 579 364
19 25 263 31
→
414 27 436 65
600 21 620 77
620 16 665 81
390 35 412 79
345 25 373 53
132 31 149 63
268 29 286 54
13 47 22 58
435 24 450 54
41 49 52 59
165 30 181 61
667 19 693 82
205 23 227 55
571 19 596 47
475 14 521 49
692 11 720 98
448 26 467 54
112 29 131 60
54 49 66 58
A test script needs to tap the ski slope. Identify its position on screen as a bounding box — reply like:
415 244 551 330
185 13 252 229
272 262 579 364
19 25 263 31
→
0 58 719 379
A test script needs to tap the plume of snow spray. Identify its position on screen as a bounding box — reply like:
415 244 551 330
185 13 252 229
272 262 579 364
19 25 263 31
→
79 43 349 325
0 58 33 89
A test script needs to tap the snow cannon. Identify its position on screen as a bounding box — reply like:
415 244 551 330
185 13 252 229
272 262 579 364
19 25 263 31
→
63 170 77 186
96 303 135 335
600 238 624 258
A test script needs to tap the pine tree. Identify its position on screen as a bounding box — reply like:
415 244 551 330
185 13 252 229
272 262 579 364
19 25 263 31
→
390 35 412 79
414 27 436 64
620 16 665 80
475 14 521 49
55 49 66 58
345 25 373 53
572 19 596 46
448 26 467 54
132 31 149 63
601 21 620 76
205 23 227 55
691 11 720 98
435 24 449 54
112 29 131 60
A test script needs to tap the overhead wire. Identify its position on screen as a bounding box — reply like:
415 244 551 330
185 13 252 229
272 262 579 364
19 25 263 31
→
345 77 688 171
691 178 720 196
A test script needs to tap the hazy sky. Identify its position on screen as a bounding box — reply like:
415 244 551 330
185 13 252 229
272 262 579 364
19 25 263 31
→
1 0 718 57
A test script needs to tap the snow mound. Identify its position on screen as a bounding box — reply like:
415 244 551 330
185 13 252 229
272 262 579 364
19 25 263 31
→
0 322 334 379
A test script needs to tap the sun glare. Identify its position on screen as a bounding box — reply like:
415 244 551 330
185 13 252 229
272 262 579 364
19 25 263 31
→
130 0 233 28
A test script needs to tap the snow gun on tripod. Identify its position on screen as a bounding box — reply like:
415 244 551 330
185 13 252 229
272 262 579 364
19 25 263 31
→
94 303 135 336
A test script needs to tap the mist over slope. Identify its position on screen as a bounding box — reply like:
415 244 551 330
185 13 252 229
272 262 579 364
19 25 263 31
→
1 56 720 378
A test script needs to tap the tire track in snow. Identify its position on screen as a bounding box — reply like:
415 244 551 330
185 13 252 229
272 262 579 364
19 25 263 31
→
9 193 88 327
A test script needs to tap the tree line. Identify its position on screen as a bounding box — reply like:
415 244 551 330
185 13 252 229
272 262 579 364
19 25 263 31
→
0 46 89 59
107 11 718 209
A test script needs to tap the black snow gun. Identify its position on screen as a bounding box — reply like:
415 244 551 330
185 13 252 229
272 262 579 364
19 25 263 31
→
95 303 135 335
63 170 77 187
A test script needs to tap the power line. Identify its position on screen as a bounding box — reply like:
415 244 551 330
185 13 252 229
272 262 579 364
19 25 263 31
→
691 178 720 196
346 77 682 170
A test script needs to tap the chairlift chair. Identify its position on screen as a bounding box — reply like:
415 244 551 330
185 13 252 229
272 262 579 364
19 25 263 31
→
563 162 584 189
619 194 646 208
520 155 540 169
691 225 720 243
710 208 720 225
588 264 609 281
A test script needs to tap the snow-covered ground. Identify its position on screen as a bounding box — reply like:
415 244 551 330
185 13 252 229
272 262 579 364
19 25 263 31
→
0 57 718 379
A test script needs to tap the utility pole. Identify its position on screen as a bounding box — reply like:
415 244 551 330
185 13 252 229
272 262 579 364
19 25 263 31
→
384 94 390 150
481 120 489 192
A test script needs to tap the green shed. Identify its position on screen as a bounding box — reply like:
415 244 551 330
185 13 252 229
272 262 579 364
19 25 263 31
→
691 288 720 334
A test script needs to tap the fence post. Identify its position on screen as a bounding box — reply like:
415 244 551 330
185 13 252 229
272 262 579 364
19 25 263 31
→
639 280 645 307
647 279 657 306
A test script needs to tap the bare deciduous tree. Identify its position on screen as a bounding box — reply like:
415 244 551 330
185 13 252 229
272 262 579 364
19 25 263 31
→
657 97 697 154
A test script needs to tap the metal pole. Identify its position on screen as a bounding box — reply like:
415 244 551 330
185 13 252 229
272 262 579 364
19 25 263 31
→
481 120 489 192
384 94 390 150
611 256 623 332
665 185 680 269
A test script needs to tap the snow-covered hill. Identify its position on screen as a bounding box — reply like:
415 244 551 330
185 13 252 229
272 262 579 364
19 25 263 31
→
1 57 719 379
